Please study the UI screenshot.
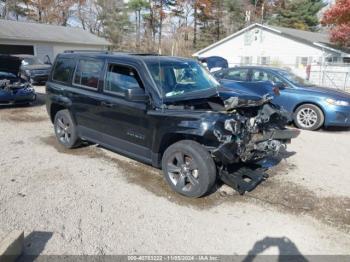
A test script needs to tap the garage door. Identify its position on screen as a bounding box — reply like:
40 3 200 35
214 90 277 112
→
0 44 34 55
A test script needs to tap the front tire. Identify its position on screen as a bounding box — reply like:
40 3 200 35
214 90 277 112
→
162 140 216 198
54 109 80 148
294 104 324 131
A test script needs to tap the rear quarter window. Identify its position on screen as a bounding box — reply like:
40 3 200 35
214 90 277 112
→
52 57 76 84
74 58 104 89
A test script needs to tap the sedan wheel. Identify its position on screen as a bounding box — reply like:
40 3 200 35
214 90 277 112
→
294 104 324 131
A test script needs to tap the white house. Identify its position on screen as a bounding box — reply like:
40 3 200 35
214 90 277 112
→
193 23 350 69
0 19 111 62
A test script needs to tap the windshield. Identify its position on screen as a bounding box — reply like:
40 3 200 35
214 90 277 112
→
22 57 44 66
146 60 220 98
278 70 314 86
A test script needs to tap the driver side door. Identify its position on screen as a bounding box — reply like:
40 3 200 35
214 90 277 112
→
93 62 153 164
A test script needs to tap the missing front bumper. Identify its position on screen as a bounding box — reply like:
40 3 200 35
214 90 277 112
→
219 165 269 195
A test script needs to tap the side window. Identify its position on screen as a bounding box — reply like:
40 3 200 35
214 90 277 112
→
104 64 142 95
251 70 285 85
251 70 269 82
52 57 76 83
73 59 104 89
225 69 249 81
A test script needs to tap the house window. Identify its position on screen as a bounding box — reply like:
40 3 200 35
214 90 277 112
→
300 57 308 66
241 56 252 65
260 56 270 65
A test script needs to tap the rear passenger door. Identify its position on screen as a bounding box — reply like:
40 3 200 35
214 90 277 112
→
69 57 105 131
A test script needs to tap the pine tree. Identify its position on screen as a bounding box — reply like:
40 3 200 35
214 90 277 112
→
269 0 325 31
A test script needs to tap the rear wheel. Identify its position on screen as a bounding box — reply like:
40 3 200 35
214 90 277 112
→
294 104 324 131
54 109 80 148
162 140 216 198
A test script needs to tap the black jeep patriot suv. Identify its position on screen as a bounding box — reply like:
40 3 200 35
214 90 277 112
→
46 51 299 197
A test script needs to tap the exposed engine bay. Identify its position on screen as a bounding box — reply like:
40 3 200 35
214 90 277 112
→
0 78 30 91
212 101 297 164
165 93 298 164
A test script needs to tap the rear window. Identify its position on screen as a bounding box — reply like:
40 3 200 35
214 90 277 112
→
52 57 76 84
74 59 104 89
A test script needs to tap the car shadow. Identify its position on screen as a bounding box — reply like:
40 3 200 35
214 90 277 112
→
17 231 53 262
321 126 350 132
242 236 308 262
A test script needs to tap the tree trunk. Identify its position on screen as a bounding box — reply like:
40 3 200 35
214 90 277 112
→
193 1 197 48
184 16 188 41
138 9 141 49
135 10 139 49
158 0 163 54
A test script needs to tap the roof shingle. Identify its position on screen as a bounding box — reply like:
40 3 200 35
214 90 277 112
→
0 19 111 46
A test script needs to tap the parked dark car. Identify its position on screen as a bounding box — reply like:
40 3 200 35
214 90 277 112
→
46 52 299 197
16 55 52 84
0 55 36 105
213 66 350 130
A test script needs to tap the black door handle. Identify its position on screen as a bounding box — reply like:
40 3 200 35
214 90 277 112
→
101 101 114 108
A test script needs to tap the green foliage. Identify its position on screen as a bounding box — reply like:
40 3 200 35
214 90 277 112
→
128 0 149 12
269 0 326 31
97 0 131 46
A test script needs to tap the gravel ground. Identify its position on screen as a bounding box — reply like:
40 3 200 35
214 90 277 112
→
0 86 350 256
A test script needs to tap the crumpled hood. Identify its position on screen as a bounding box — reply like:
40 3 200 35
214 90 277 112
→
297 85 350 101
163 87 269 108
0 55 22 75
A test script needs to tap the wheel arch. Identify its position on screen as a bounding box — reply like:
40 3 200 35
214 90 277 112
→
156 133 209 166
293 101 326 118
50 103 66 123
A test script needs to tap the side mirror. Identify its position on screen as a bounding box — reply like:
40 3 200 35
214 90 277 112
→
124 88 148 102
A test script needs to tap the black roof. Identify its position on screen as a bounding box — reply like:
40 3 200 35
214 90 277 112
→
58 51 195 64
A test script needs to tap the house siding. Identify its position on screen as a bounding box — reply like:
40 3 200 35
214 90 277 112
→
194 27 333 69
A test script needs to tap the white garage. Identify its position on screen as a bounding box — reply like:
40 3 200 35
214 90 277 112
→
0 19 111 63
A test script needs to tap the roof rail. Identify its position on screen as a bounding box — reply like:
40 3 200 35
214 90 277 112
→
129 53 161 56
63 50 112 54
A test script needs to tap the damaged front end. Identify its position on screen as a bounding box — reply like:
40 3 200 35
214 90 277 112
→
0 55 35 105
211 96 300 194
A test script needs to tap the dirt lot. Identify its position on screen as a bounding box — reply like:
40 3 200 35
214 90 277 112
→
1 86 350 256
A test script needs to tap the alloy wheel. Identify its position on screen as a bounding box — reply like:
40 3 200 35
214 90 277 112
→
297 107 318 129
56 116 71 144
166 152 200 193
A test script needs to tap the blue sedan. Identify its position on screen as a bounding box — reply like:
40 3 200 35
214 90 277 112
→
0 55 36 105
213 66 350 130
